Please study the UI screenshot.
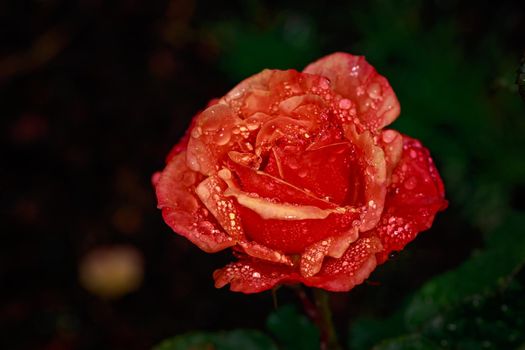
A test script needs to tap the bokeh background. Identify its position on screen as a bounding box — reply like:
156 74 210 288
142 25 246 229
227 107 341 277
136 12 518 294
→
2 0 525 349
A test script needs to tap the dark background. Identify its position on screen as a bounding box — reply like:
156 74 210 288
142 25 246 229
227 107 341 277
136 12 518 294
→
1 0 525 349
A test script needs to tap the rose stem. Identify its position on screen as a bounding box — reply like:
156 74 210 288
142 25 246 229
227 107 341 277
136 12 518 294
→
313 288 342 350
291 285 342 350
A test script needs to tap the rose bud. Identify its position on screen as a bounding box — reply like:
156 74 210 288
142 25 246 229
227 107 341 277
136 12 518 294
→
153 52 447 293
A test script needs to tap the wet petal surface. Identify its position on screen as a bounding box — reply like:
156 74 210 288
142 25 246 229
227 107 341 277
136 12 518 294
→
155 152 235 252
304 52 400 131
371 135 447 263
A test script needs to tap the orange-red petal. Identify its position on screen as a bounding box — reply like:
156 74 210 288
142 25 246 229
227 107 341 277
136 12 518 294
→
304 52 400 131
371 135 447 263
155 152 235 252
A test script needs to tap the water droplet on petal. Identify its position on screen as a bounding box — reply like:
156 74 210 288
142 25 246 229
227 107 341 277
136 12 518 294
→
298 169 308 178
191 127 202 138
287 157 299 169
319 78 330 90
215 128 231 145
218 168 232 180
404 176 417 190
339 98 352 110
367 83 381 99
382 130 396 143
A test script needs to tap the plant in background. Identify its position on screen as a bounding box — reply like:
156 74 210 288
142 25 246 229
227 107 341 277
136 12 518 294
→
153 52 446 349
518 53 525 102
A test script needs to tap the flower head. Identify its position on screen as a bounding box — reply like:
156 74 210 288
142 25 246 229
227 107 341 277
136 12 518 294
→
153 52 447 293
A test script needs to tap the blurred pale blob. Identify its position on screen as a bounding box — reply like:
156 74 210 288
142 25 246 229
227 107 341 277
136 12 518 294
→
79 245 144 299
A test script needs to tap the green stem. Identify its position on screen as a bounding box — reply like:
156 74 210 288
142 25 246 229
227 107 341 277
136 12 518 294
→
313 289 342 350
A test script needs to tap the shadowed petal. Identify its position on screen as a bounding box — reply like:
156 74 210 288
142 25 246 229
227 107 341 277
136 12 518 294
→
155 152 235 252
213 259 296 293
371 135 447 263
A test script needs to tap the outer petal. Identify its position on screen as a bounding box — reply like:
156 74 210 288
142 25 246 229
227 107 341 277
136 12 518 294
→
186 104 245 175
302 237 383 291
214 259 296 293
379 129 404 183
303 52 400 131
213 236 382 293
166 99 220 162
343 125 387 231
155 152 235 252
371 136 447 263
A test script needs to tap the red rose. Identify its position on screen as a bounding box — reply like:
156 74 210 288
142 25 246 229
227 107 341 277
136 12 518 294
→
153 53 447 293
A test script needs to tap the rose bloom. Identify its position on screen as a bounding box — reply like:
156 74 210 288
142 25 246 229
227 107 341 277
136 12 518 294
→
153 53 447 293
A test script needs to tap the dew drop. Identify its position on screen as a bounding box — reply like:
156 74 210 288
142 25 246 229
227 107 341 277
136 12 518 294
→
191 127 202 138
367 83 381 99
382 130 396 143
215 128 231 146
404 176 417 190
298 169 308 178
197 221 215 232
218 168 232 180
388 251 399 259
350 65 360 77
319 78 330 90
287 158 300 170
339 98 352 110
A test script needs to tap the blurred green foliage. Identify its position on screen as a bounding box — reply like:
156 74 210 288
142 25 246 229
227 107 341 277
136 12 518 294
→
206 13 319 82
266 305 320 350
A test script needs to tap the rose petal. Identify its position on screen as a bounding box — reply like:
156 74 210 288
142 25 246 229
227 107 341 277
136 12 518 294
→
327 226 360 258
221 69 275 116
155 152 235 252
294 227 360 277
228 160 335 209
303 52 400 131
214 236 382 293
236 205 359 254
255 116 313 156
166 99 220 162
372 135 447 263
303 237 383 291
268 142 355 205
238 241 293 266
213 259 295 293
195 175 245 241
300 238 332 277
379 129 404 183
186 104 243 175
343 125 387 231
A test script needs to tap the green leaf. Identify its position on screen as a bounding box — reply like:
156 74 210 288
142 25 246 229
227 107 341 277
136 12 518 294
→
349 311 406 350
372 335 441 350
153 330 278 350
405 213 525 329
266 305 320 350
207 15 320 82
